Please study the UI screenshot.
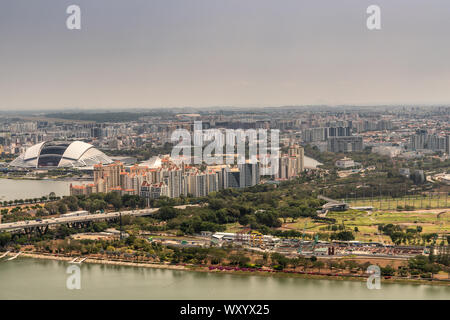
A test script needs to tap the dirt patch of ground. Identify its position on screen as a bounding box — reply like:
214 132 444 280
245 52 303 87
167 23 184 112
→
398 209 449 214
328 257 408 268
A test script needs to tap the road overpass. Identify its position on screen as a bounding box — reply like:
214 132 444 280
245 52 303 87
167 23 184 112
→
0 205 198 234
318 195 342 203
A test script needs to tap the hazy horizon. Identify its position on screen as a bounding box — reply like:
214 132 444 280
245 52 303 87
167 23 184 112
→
2 0 450 110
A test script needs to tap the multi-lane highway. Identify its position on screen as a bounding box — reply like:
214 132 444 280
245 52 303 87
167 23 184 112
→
0 205 197 232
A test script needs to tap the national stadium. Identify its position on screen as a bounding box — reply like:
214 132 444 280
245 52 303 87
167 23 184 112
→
9 141 113 169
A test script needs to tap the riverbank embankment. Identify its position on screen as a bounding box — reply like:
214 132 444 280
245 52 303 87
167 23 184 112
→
2 251 448 286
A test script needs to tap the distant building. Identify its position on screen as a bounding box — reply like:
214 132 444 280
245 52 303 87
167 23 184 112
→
410 130 427 150
238 162 260 188
275 144 304 180
410 130 447 152
322 202 349 211
302 127 327 143
327 136 363 153
69 183 98 196
288 144 304 173
225 168 241 189
94 161 123 191
140 181 169 206
399 168 425 184
399 168 410 178
411 170 425 184
302 126 351 143
335 157 355 168
446 136 450 154
372 146 402 158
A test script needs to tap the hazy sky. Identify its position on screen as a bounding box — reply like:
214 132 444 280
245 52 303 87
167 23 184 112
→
1 0 450 110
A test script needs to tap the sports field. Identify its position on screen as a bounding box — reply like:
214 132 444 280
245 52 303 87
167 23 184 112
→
346 195 450 211
281 209 450 244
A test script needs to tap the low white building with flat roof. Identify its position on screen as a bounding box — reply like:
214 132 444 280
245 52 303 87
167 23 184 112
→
335 157 355 168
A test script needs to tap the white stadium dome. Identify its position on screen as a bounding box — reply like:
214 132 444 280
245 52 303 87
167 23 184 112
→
10 141 113 169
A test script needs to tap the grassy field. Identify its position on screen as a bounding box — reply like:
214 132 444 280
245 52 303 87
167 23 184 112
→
270 209 450 244
224 222 243 233
221 195 450 245
297 210 447 242
346 195 450 210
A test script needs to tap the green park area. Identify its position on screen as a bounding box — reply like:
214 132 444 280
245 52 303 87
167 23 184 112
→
279 208 449 245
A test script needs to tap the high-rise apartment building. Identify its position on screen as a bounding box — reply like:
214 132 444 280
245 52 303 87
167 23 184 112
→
327 136 363 153
238 162 260 188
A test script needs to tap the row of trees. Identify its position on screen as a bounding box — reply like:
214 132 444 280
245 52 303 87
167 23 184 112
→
1 195 60 207
408 254 444 278
5 192 148 219
378 224 444 245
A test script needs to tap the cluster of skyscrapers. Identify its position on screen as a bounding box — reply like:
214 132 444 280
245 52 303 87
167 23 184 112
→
302 126 352 143
70 144 305 203
302 126 363 153
410 130 450 153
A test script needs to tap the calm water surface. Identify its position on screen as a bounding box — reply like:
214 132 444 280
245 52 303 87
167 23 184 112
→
0 178 86 201
0 258 448 300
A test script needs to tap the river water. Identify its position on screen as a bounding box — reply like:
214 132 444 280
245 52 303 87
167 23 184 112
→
0 178 84 201
0 258 448 300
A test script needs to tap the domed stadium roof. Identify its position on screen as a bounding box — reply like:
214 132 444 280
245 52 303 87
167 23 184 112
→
10 141 113 169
